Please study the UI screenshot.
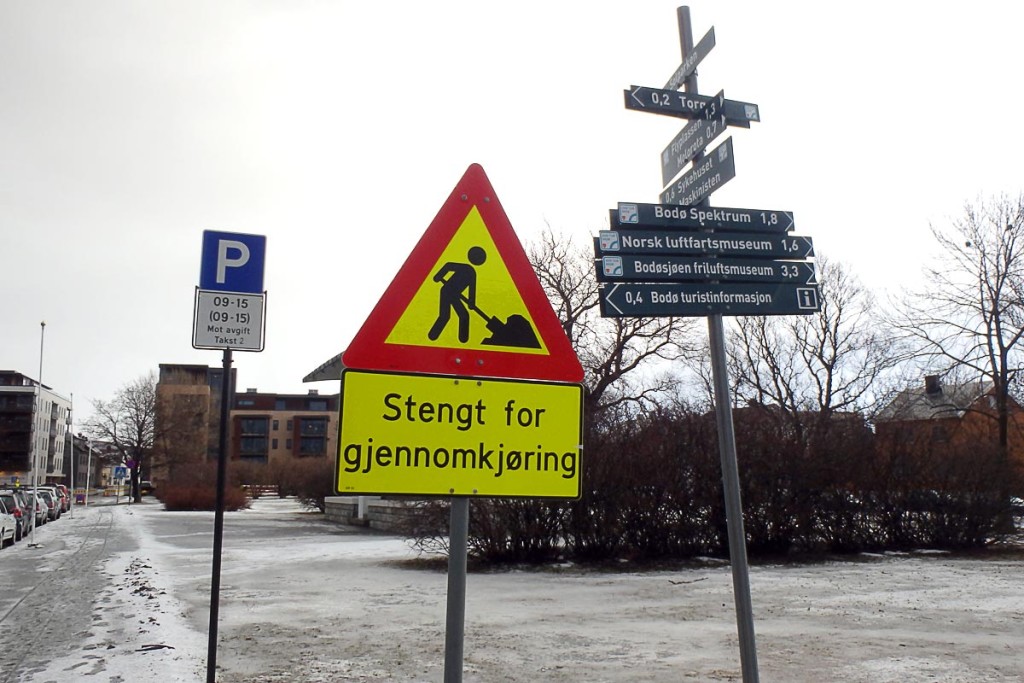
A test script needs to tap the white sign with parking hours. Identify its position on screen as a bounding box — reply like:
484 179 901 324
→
192 290 266 351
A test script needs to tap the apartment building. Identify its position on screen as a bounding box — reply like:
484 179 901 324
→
0 370 71 486
153 364 338 487
232 388 339 464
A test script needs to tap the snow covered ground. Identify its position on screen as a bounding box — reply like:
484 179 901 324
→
4 497 1022 682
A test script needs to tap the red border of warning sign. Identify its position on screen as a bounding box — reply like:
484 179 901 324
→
342 164 584 383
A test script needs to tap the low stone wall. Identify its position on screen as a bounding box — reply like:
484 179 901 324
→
324 496 421 533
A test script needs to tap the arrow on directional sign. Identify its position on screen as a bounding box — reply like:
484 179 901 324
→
600 282 821 318
595 255 816 285
595 230 814 260
613 203 795 233
664 26 716 91
624 86 760 128
660 137 735 206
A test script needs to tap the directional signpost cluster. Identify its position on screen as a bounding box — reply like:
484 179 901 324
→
597 205 819 319
597 201 819 317
606 22 819 320
602 8 823 683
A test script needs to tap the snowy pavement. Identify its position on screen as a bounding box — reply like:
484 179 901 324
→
1 497 1022 682
0 501 206 682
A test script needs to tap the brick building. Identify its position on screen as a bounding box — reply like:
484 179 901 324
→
232 388 339 464
153 363 338 488
875 374 1024 476
152 363 234 488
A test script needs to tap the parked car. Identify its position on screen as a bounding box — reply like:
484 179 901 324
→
29 492 47 527
37 486 62 519
52 484 70 512
17 489 35 535
0 491 28 541
0 498 16 547
0 489 32 535
36 489 58 522
139 481 155 496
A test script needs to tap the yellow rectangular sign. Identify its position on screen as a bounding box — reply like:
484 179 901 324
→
337 370 583 498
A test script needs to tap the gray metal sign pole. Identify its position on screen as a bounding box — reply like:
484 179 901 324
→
676 6 760 682
207 347 233 683
443 497 470 682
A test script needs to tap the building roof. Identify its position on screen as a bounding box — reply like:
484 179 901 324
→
303 353 344 383
0 371 51 390
876 379 993 422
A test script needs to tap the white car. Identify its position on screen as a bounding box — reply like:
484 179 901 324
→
0 498 16 548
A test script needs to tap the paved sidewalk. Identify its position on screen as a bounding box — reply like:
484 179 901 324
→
0 502 205 682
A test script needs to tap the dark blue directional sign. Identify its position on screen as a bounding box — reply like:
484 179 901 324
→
613 203 794 233
600 282 821 317
595 230 814 259
200 230 267 293
596 255 816 285
661 112 727 186
664 26 716 91
624 86 760 128
660 137 735 206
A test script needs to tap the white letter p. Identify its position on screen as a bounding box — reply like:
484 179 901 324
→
217 240 250 284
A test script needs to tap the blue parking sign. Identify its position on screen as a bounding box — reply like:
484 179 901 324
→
200 230 266 293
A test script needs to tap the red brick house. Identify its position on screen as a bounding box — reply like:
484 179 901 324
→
874 375 1024 477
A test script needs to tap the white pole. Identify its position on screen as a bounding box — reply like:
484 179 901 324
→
85 438 93 507
29 321 45 548
69 393 74 519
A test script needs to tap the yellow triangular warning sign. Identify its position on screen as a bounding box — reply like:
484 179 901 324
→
385 205 548 354
342 164 583 383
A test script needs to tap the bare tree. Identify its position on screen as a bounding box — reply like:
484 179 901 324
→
891 194 1024 454
527 225 702 413
86 372 157 503
724 256 899 436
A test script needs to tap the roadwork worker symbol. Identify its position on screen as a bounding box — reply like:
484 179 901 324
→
427 246 541 349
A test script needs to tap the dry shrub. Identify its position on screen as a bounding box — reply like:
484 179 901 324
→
289 457 335 512
158 462 250 512
394 399 1016 565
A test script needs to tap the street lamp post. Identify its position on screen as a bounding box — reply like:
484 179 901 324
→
68 393 74 519
28 321 46 548
85 438 93 507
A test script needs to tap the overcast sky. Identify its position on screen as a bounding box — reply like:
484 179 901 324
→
3 1 1022 424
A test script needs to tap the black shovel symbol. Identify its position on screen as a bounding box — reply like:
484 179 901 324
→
460 293 541 349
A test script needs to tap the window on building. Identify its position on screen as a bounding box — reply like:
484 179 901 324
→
286 420 293 431
240 437 268 458
238 399 255 407
300 417 328 436
300 436 326 456
272 438 278 449
272 419 279 430
308 399 327 411
240 417 269 434
286 438 293 449
275 399 286 410
239 417 269 460
298 417 328 456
